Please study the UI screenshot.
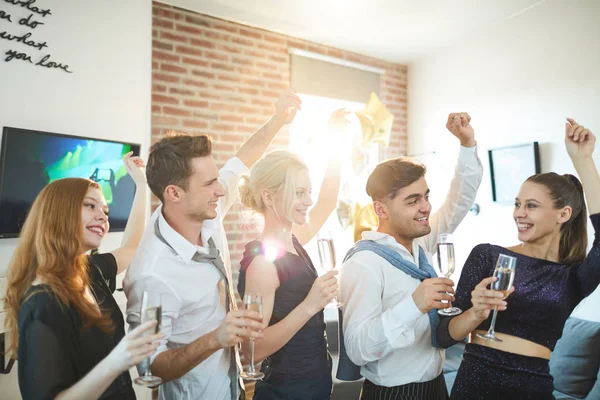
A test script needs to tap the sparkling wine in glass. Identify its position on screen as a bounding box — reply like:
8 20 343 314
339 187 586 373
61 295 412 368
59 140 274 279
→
476 254 517 342
134 291 163 387
317 235 342 308
436 233 462 316
240 293 265 381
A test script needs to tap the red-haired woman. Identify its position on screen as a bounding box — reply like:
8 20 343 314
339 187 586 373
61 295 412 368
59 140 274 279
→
6 153 162 400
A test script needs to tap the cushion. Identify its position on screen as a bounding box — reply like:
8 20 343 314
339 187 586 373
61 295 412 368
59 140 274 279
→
550 317 600 398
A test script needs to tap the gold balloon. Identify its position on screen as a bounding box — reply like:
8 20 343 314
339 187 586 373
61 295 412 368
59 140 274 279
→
353 202 378 243
355 92 394 147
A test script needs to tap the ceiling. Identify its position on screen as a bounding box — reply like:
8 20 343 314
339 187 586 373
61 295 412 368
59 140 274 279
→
162 0 546 64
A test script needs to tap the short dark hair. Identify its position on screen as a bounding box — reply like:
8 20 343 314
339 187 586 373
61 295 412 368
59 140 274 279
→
146 133 212 202
366 157 427 201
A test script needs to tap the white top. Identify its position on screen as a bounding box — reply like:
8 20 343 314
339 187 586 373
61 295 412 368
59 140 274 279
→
123 157 249 400
339 145 483 387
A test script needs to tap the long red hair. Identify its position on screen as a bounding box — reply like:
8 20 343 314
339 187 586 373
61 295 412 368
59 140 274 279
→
5 178 114 356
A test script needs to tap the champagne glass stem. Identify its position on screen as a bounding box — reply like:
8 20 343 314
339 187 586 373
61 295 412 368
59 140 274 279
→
249 341 256 374
488 307 499 336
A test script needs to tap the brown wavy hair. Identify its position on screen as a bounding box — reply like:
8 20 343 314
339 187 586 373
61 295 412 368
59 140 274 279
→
5 178 114 357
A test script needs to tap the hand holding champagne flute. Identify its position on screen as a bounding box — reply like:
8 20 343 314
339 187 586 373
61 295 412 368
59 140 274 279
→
476 254 517 342
317 232 343 308
240 293 265 381
134 291 163 387
436 233 462 316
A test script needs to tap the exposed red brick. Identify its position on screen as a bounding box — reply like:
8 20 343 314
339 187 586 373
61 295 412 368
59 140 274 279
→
153 50 179 62
151 2 407 269
161 64 187 74
153 40 173 51
183 99 209 108
153 18 173 30
182 57 209 67
160 31 187 43
239 28 262 40
152 94 179 104
163 106 191 117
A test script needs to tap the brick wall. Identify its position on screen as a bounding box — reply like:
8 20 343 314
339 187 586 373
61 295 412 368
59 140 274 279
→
151 2 408 270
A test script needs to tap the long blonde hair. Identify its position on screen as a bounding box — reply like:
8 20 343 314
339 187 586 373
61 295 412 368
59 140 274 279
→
5 178 114 356
238 150 308 222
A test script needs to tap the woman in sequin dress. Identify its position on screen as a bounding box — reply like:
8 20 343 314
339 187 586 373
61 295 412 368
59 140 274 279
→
437 119 600 399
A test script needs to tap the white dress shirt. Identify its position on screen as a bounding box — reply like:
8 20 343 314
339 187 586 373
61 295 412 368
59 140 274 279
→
339 145 482 387
124 157 249 400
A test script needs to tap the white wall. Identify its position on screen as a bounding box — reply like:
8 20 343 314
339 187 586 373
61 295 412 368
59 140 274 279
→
408 0 600 318
0 1 152 398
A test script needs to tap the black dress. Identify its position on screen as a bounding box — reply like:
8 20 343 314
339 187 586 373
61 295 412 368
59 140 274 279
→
437 213 600 399
17 253 136 400
238 236 332 400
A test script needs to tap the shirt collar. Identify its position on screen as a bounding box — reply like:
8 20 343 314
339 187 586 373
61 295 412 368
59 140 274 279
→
154 205 221 263
361 230 420 265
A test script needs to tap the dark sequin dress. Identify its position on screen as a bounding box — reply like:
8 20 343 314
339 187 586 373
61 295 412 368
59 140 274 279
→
437 213 600 399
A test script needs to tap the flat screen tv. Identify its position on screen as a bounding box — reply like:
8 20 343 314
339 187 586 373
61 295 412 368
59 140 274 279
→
0 127 141 238
488 142 541 203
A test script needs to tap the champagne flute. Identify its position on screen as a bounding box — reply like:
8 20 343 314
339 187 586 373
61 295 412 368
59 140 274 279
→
134 291 163 387
436 233 462 316
317 233 343 308
476 254 517 342
240 293 265 381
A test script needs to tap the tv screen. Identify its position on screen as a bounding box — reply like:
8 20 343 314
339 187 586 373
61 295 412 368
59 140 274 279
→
0 127 141 238
488 142 540 203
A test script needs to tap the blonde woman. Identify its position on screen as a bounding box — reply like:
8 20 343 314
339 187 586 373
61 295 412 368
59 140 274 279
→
237 110 349 400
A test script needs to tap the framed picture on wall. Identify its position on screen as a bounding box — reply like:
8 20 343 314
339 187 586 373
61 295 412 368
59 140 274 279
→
488 142 540 203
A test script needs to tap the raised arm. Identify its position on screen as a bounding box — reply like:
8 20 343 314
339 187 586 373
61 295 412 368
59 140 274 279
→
242 255 337 362
110 152 147 274
423 113 483 253
235 90 301 169
566 118 599 214
293 109 350 245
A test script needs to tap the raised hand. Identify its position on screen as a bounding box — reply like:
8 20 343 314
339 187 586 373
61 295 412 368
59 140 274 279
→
274 89 302 125
214 309 264 348
470 277 513 321
565 118 596 160
301 271 339 315
411 277 455 313
328 108 351 134
106 321 163 374
446 112 476 147
123 151 146 186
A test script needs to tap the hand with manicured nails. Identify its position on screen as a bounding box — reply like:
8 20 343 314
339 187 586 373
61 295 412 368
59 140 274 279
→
302 271 339 315
106 320 164 374
446 112 476 147
470 276 515 320
566 118 596 160
412 277 455 314
214 309 264 348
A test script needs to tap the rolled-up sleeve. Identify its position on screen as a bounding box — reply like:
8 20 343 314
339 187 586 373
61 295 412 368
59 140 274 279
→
340 253 424 366
219 157 250 215
424 145 483 252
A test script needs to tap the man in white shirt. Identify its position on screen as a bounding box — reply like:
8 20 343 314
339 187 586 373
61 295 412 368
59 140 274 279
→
124 90 302 400
339 112 483 400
